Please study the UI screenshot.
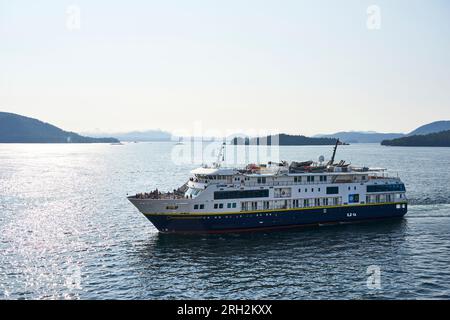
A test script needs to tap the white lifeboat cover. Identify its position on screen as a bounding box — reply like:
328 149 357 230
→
190 167 238 176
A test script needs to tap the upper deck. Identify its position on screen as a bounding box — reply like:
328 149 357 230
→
188 160 395 188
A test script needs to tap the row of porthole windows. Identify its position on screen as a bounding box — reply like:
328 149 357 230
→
293 176 329 183
256 213 273 217
214 203 237 209
194 203 239 210
234 177 250 181
201 213 278 220
202 215 244 219
299 187 321 193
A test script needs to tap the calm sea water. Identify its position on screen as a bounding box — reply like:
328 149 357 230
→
1 142 450 300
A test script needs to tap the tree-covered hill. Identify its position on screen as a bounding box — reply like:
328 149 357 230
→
231 134 337 146
0 112 119 143
381 130 450 147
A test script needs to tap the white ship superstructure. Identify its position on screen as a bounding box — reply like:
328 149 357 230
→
128 142 408 233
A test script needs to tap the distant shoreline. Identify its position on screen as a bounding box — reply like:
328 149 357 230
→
381 130 450 147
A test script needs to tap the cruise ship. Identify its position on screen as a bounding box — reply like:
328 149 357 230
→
128 141 407 234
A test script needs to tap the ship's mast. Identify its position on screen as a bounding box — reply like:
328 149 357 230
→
329 139 340 165
215 142 226 168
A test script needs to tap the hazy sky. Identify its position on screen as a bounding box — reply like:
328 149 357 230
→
1 0 449 136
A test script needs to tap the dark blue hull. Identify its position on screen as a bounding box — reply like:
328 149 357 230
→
144 203 408 234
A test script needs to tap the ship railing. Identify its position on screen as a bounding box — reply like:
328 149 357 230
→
132 192 188 200
213 180 336 189
197 176 399 189
368 175 399 181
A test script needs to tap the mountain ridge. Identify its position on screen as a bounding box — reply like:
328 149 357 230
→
0 112 119 143
315 120 450 143
407 120 450 136
84 129 172 142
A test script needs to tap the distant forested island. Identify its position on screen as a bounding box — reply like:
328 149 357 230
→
315 131 404 143
0 112 119 143
231 134 338 146
231 120 450 146
381 130 450 147
314 121 450 144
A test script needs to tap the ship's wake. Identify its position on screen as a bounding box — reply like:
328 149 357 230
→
407 202 450 218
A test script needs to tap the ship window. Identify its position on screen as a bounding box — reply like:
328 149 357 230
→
294 177 298 182
219 203 224 209
227 203 232 208
194 205 199 210
274 188 291 198
214 204 218 209
200 204 204 209
318 188 321 192
214 189 269 200
327 186 339 194
367 184 406 193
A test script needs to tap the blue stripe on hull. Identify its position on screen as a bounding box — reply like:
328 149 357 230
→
144 204 407 234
